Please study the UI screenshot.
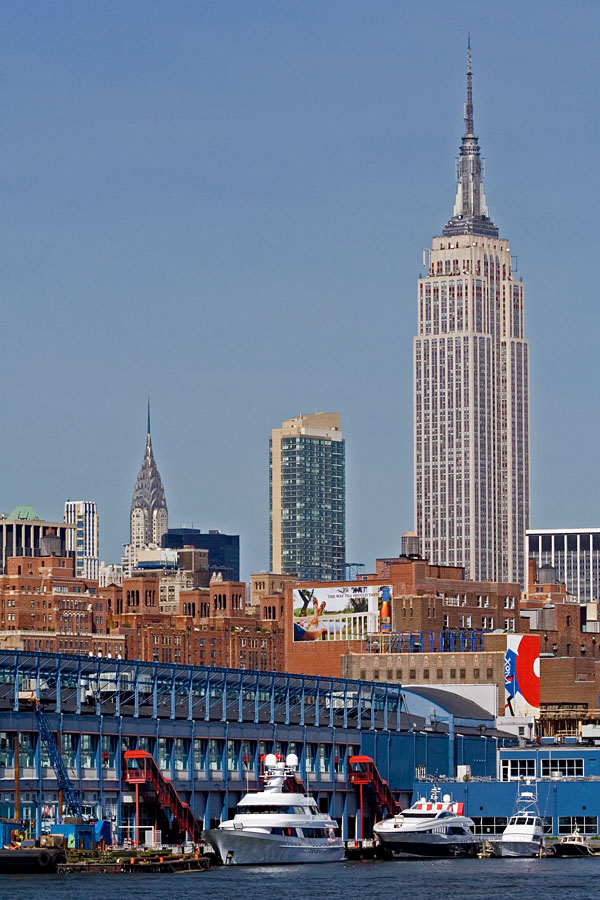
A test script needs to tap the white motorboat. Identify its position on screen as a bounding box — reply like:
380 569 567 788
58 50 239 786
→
204 753 344 865
553 829 595 857
489 783 544 858
373 786 479 859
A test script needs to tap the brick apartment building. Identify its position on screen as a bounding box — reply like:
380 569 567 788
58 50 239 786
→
279 556 520 678
0 554 284 671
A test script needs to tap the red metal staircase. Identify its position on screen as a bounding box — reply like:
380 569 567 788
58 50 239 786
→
348 755 400 837
124 750 202 843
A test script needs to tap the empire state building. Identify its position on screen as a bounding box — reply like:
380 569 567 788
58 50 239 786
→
414 45 529 585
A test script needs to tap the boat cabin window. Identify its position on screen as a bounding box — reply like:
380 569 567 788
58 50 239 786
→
514 817 527 825
404 811 447 819
238 804 300 815
299 827 329 839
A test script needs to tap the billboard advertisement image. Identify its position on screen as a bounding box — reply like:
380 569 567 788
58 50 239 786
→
293 585 391 641
504 634 540 716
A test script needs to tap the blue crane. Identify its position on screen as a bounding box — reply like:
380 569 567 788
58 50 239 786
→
29 698 83 819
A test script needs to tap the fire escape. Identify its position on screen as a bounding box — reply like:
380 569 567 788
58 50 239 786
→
348 755 400 839
123 750 202 844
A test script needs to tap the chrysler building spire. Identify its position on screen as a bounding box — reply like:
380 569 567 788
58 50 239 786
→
129 403 168 550
443 40 499 239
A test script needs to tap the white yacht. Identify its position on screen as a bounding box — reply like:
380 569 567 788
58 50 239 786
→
204 753 344 865
489 783 544 858
373 786 479 859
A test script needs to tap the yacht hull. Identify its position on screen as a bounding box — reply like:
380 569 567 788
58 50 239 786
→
490 839 541 858
553 842 594 858
376 834 479 860
204 829 345 865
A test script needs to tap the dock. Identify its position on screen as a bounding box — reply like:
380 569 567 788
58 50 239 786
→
58 853 210 874
344 838 378 859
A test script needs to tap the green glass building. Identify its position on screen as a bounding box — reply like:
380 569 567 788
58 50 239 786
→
270 413 345 581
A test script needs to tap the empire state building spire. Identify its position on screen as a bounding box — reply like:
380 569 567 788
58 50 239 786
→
414 45 530 588
443 39 499 238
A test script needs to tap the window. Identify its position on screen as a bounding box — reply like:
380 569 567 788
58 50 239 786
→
501 758 535 781
541 758 584 778
208 739 221 771
470 816 508 836
558 816 597 835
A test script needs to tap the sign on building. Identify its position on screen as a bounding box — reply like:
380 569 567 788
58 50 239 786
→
504 634 540 716
292 585 391 641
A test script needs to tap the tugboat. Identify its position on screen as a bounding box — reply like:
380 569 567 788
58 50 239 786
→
0 844 66 874
489 783 544 858
204 753 344 865
553 828 595 857
373 786 479 859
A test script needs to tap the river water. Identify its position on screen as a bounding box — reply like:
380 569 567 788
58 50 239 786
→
1 857 599 900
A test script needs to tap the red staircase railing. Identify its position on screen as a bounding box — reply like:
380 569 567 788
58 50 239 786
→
348 755 400 837
124 750 202 842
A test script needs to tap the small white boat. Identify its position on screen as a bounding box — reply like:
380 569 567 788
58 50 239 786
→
204 753 344 865
490 783 544 858
553 829 595 857
373 786 479 859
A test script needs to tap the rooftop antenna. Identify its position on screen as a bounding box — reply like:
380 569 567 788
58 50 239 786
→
465 31 473 134
465 33 474 136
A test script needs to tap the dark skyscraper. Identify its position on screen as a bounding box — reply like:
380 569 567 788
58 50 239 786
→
162 528 240 582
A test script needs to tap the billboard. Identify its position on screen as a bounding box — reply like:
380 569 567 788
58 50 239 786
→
504 634 540 716
293 585 392 641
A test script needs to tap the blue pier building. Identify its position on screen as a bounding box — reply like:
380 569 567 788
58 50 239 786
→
0 650 507 840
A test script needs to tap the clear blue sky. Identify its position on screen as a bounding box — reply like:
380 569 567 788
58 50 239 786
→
2 1 599 578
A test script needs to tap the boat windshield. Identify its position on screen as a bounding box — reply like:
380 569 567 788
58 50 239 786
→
403 811 453 819
237 805 313 815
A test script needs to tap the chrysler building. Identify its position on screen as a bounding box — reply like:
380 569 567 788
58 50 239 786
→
123 402 169 574
414 44 529 584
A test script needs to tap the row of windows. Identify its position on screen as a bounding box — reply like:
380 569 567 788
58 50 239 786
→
501 758 585 780
363 667 494 681
0 734 359 776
